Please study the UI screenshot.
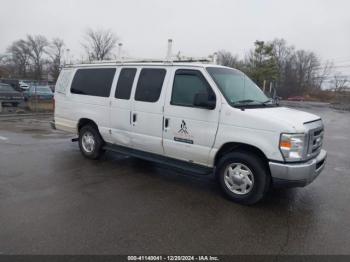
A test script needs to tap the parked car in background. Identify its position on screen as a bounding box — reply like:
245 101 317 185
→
287 96 305 101
0 83 24 106
23 86 54 101
19 81 30 91
0 79 21 92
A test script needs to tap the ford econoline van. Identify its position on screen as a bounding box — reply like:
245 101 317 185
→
52 61 326 204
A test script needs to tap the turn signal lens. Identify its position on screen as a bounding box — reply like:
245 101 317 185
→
279 140 292 149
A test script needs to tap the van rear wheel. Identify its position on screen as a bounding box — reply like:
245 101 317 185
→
78 125 104 159
216 151 270 205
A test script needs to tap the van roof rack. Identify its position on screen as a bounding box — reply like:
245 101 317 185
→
64 39 218 66
64 57 215 67
87 57 213 64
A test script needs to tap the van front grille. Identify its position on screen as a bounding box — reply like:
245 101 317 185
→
307 126 324 158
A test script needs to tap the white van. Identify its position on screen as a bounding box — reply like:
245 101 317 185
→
53 61 327 204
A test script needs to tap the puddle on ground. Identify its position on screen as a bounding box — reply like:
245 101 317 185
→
32 132 72 139
22 128 48 133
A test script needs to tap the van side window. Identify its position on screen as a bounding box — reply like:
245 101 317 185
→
71 68 116 97
134 68 166 102
171 69 215 107
55 69 73 94
115 68 137 99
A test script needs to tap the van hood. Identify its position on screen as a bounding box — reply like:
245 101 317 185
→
246 106 321 132
225 105 321 133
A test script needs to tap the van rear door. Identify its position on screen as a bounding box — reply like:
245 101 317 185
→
110 67 138 147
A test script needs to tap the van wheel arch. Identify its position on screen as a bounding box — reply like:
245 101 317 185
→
78 118 99 133
214 142 270 171
78 124 105 159
77 118 105 142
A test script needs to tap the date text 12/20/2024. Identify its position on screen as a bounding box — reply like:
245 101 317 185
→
127 255 219 261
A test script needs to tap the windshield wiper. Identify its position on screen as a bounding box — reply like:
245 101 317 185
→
234 99 274 106
235 99 256 104
262 98 274 105
235 99 266 104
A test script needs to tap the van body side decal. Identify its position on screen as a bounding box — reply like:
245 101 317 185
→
174 120 194 144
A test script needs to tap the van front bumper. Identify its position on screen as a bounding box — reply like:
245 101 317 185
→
269 149 327 188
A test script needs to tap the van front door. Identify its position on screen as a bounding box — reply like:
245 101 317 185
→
163 68 221 166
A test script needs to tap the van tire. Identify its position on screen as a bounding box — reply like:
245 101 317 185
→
78 125 104 159
216 151 270 205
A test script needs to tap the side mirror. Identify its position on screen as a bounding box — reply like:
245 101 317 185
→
193 93 216 110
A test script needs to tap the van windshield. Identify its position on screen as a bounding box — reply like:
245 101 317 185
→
206 67 271 107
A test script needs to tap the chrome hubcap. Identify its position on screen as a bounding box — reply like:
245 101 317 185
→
81 132 95 153
224 163 254 195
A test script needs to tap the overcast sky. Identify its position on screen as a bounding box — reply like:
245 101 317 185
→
1 0 350 75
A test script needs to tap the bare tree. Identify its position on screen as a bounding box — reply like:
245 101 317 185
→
6 39 31 77
271 39 293 67
0 54 10 78
48 38 65 81
313 61 333 91
332 74 349 92
292 50 320 94
26 35 49 80
271 39 294 90
82 28 118 61
0 54 7 64
217 50 240 68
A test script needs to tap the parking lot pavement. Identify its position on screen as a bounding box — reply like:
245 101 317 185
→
0 106 349 255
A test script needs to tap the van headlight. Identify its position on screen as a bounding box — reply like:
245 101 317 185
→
279 133 307 162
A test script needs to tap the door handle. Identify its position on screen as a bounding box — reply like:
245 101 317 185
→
132 113 137 123
164 118 169 131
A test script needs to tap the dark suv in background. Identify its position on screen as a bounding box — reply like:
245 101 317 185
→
0 83 24 106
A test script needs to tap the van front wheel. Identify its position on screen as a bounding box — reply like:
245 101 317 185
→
216 151 270 205
78 125 104 159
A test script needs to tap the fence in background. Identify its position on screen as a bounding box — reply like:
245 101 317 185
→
0 97 53 115
331 92 350 110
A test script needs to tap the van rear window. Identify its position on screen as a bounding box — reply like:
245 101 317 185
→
115 68 137 99
55 69 73 94
134 69 166 102
71 68 116 97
